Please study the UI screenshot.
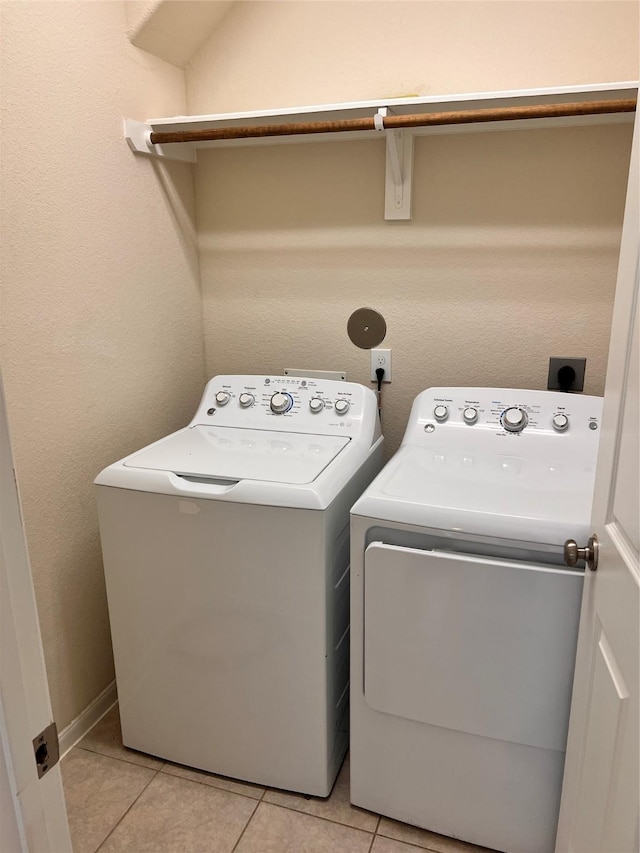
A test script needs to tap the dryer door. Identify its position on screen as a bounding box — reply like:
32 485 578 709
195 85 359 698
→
363 542 583 751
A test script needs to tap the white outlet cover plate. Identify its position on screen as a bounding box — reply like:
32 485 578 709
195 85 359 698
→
370 349 392 382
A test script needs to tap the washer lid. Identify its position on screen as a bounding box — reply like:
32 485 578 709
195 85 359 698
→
123 425 350 484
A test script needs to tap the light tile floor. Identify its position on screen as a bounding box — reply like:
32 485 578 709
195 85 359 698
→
62 706 498 853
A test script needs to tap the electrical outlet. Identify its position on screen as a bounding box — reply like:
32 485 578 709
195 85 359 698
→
547 357 586 392
370 348 392 382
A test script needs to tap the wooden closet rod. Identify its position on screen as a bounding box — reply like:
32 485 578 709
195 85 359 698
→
149 98 636 145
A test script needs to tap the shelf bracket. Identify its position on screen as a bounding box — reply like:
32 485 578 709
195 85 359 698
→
376 110 413 220
124 119 196 163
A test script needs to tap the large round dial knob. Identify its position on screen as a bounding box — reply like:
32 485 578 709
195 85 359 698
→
433 405 449 422
270 392 293 414
309 397 324 413
552 413 569 432
215 391 230 406
239 393 254 408
502 407 528 433
334 399 350 416
463 407 478 425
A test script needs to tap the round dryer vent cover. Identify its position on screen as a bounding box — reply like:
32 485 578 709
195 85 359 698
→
347 307 387 349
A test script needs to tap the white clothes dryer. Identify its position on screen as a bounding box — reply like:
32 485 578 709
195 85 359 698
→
96 375 383 796
350 387 603 853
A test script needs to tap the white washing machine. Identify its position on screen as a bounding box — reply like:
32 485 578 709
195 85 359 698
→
350 387 603 853
95 374 383 796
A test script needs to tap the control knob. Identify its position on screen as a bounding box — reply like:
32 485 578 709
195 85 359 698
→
270 392 293 414
552 413 569 432
463 407 478 425
215 391 230 406
501 407 528 433
433 405 449 422
239 393 254 408
309 397 324 413
334 399 350 416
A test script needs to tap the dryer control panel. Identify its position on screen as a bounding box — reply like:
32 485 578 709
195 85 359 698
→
365 386 604 544
403 387 602 447
191 374 380 440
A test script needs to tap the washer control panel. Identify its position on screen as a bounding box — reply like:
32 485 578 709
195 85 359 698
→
409 387 603 442
192 374 377 437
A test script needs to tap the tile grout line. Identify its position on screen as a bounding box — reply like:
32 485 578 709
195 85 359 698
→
229 798 261 853
76 744 163 773
390 843 452 853
373 829 483 853
157 765 265 802
260 798 379 834
242 800 378 842
93 767 161 853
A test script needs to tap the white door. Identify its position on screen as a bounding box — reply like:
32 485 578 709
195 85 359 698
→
0 372 72 853
555 118 639 852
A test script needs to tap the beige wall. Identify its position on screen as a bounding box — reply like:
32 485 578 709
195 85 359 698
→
195 125 633 454
187 1 639 113
190 1 637 455
0 1 206 728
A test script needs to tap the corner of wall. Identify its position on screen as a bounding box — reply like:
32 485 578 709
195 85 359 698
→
126 0 235 69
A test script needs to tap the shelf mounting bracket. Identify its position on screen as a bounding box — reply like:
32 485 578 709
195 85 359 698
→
376 109 413 220
124 119 196 163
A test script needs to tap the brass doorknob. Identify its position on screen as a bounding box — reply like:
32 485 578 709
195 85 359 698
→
564 534 599 571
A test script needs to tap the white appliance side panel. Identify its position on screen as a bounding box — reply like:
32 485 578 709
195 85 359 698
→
96 486 334 795
363 542 583 751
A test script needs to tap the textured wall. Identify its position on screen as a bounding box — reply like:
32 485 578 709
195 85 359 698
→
189 1 637 456
0 1 206 728
196 125 633 455
187 0 639 113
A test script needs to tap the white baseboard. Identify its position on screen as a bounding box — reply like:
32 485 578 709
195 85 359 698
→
59 680 118 758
